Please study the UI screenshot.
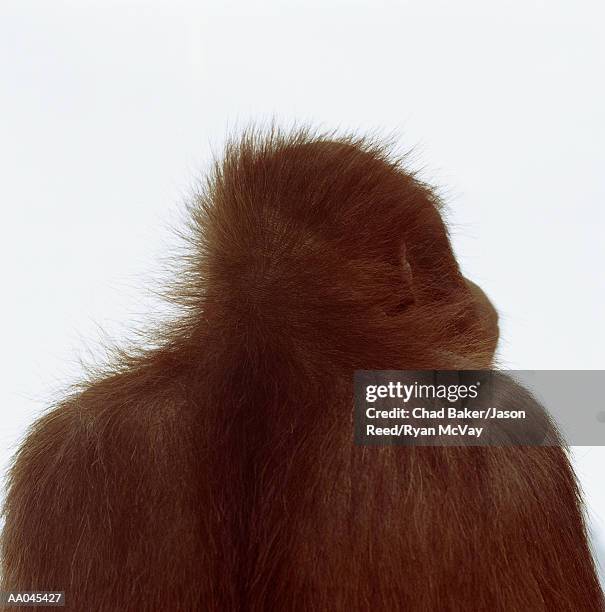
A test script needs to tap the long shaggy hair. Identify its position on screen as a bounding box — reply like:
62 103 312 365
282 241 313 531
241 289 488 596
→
2 127 602 610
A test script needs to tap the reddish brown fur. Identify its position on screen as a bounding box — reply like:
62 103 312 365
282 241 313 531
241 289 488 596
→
2 128 603 610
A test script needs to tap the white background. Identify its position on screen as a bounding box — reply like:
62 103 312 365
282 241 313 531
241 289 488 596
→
1 0 604 582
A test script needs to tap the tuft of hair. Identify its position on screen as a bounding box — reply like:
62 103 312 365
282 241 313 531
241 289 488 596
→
1 126 602 611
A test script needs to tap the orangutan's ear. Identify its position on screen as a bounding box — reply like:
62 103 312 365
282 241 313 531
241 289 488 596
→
397 243 416 310
385 241 425 316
